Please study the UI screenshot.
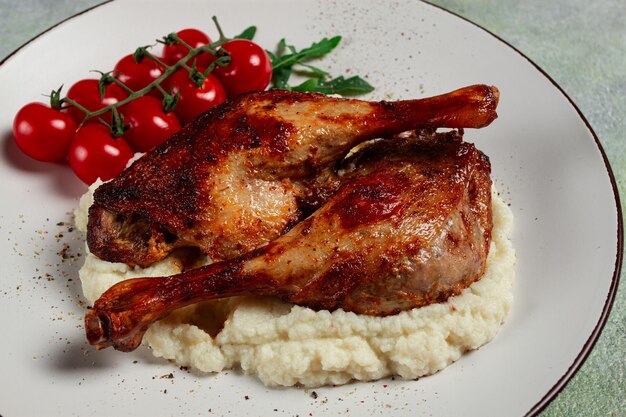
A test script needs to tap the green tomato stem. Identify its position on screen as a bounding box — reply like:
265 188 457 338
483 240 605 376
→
109 76 136 95
155 83 170 96
61 97 92 123
212 16 227 42
143 51 171 70
66 17 233 127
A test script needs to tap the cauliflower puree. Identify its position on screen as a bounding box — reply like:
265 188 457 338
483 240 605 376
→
76 183 515 387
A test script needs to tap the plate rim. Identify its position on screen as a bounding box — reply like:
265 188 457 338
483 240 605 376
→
422 2 623 415
0 1 622 416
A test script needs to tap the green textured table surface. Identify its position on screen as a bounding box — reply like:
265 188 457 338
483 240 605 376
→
0 0 623 416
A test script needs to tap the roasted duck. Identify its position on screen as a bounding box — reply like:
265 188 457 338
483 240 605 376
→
87 85 499 268
86 129 493 352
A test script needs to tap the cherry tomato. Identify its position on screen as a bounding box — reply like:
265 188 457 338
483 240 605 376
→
164 68 226 125
68 124 133 185
120 96 181 152
114 54 164 93
162 28 215 68
65 79 129 124
13 102 77 162
213 39 272 97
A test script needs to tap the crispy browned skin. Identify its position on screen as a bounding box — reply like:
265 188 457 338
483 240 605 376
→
85 131 493 352
87 86 499 268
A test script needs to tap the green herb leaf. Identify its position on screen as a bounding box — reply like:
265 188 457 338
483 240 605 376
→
272 67 293 90
269 35 374 96
294 62 330 78
290 78 319 92
271 36 341 72
299 36 341 58
292 75 374 96
235 26 257 40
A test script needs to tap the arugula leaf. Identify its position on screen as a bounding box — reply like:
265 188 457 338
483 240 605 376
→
235 26 256 40
269 35 374 96
295 62 330 78
291 76 374 95
272 67 292 90
272 36 341 72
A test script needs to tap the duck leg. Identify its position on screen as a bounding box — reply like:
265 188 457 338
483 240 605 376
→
87 85 499 268
86 130 493 352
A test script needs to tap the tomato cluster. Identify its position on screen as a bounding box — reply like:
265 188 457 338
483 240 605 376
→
13 28 272 185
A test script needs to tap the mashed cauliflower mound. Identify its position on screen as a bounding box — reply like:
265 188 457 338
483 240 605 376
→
76 183 515 387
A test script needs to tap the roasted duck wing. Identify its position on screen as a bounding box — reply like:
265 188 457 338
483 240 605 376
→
87 85 499 268
86 131 493 352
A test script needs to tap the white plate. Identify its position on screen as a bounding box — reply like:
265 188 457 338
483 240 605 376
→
0 1 621 416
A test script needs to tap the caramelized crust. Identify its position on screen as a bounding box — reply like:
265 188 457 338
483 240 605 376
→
87 86 498 267
86 131 493 352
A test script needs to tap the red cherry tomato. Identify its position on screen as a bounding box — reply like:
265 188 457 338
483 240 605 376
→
213 39 272 97
120 96 181 152
114 54 164 93
65 79 129 124
162 28 215 68
164 68 226 125
68 124 133 185
13 102 77 162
